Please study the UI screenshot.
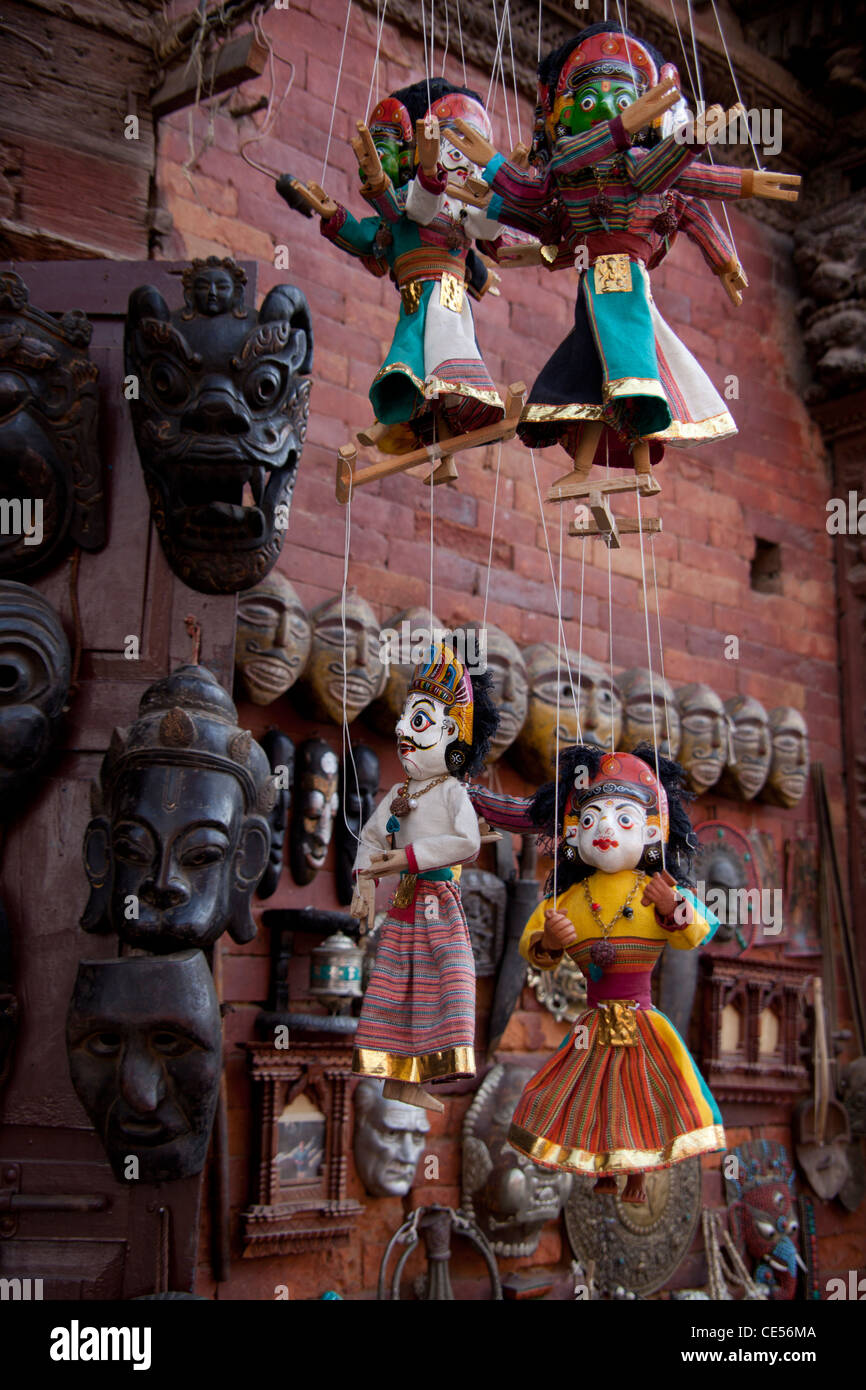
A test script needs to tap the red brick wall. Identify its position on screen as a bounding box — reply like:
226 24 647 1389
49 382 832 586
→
154 0 864 1300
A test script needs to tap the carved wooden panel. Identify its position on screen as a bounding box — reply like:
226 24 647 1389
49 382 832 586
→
699 956 811 1104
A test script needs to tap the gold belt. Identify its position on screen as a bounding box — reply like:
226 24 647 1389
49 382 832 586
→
400 271 464 316
593 252 633 294
596 1000 639 1047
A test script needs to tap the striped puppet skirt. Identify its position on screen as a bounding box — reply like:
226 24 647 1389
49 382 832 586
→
352 874 476 1085
370 280 504 438
508 1003 725 1176
518 259 736 467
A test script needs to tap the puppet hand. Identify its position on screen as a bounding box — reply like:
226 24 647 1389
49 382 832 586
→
449 117 497 170
416 116 441 175
640 870 679 918
301 180 339 219
360 848 410 879
716 256 749 306
509 141 531 168
620 75 680 135
542 908 578 952
352 122 386 191
351 877 376 930
687 102 744 146
750 170 801 203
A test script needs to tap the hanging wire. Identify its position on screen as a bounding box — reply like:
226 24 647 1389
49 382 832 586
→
614 0 639 99
440 0 450 77
239 7 296 179
636 487 666 873
321 0 353 182
537 0 542 66
504 0 523 144
481 443 503 630
528 449 582 738
340 486 364 846
707 0 762 169
420 0 432 110
455 0 467 83
551 501 565 908
364 0 390 123
649 531 673 752
576 534 586 738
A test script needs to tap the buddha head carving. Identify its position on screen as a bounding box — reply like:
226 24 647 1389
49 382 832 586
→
353 1077 430 1196
81 664 276 952
235 572 311 705
513 644 621 783
0 580 71 819
462 1063 572 1256
256 729 294 900
718 696 771 801
0 271 104 579
463 623 527 762
336 744 379 905
619 668 681 759
675 684 729 795
66 951 222 1182
298 592 386 725
366 606 440 737
761 707 808 808
290 738 339 885
124 258 313 594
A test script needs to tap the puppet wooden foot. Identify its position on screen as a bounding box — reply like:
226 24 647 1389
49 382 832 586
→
356 420 389 447
548 421 603 496
632 442 652 475
593 1175 619 1197
382 1079 445 1113
621 1173 648 1204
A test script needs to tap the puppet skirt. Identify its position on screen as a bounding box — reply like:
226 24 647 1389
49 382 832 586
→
352 875 476 1084
370 280 504 437
518 261 736 466
508 1004 725 1175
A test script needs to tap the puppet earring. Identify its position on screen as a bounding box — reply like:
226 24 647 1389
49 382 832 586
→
446 747 466 773
560 842 577 863
644 845 662 866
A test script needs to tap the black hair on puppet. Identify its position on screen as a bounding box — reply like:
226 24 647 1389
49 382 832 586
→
528 741 698 896
447 669 500 780
392 77 485 125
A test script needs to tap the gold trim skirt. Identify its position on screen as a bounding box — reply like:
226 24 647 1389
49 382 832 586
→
508 1120 726 1175
352 1045 475 1083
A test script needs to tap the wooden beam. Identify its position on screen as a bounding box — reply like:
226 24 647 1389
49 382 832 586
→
151 32 268 118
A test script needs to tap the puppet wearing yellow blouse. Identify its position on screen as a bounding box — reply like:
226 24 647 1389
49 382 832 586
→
508 747 724 1204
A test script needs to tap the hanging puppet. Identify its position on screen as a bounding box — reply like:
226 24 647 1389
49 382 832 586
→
448 23 800 500
277 80 526 490
350 644 499 1111
506 745 724 1203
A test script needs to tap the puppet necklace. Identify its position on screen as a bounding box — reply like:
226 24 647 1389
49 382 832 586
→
583 872 645 970
387 774 449 833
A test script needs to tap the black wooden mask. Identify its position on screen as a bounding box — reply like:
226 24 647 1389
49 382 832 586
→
335 744 379 904
0 271 105 579
256 728 294 900
66 951 222 1183
290 738 339 886
0 580 71 819
81 664 276 952
124 257 313 594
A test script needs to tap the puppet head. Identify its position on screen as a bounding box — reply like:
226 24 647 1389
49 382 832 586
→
392 77 492 183
396 643 499 781
366 605 441 737
366 95 415 186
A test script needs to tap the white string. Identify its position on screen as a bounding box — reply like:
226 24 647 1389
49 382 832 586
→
322 0 353 182
504 0 523 144
649 532 673 752
420 0 432 112
364 0 389 123
429 0 435 84
552 502 564 907
428 460 435 615
339 487 363 845
536 0 542 66
576 538 586 738
482 443 502 630
614 0 639 100
606 528 614 753
708 0 762 169
440 0 450 77
456 0 467 83
636 487 666 873
239 9 296 181
528 449 582 737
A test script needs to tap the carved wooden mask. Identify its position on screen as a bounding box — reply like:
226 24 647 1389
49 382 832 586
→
0 580 71 819
0 271 105 579
762 706 809 808
619 667 681 759
512 644 622 783
257 729 294 900
124 258 312 594
718 695 772 801
675 683 729 795
290 738 339 885
235 572 311 706
335 743 379 904
298 592 386 725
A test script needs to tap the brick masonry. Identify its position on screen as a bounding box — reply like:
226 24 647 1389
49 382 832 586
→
154 0 864 1301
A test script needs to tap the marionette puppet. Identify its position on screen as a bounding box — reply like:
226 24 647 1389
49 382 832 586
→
350 644 499 1112
504 745 724 1204
277 81 528 500
447 23 800 535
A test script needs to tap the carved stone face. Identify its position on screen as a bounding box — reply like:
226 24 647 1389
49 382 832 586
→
366 606 439 737
841 1057 866 1137
0 581 71 818
676 684 728 794
290 739 339 885
466 624 527 761
124 259 313 594
701 848 747 944
719 696 771 801
81 665 274 952
336 745 379 905
461 868 506 976
66 952 222 1183
762 707 808 808
353 1077 430 1196
0 271 105 579
463 1064 572 1257
257 729 294 900
299 592 386 725
513 645 621 783
235 573 311 705
619 668 681 759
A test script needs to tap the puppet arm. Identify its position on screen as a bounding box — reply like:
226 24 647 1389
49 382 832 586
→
467 784 534 832
674 195 749 305
319 203 389 265
674 162 801 203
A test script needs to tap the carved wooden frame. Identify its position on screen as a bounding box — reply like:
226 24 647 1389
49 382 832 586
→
699 956 811 1104
240 1041 363 1257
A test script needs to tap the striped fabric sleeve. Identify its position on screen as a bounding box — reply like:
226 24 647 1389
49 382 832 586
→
672 160 747 200
676 195 736 271
467 784 535 832
550 116 630 175
623 136 699 193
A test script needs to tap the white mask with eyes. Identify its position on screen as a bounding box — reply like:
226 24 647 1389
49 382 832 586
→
573 796 661 873
395 692 457 781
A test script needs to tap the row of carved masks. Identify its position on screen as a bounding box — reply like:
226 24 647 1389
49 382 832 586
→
67 665 278 1184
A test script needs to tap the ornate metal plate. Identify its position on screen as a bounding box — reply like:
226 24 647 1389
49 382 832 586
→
564 1156 702 1296
526 955 587 1023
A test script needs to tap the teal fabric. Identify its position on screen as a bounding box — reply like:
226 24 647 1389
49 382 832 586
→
402 866 454 883
583 260 672 437
679 885 722 943
370 281 433 423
